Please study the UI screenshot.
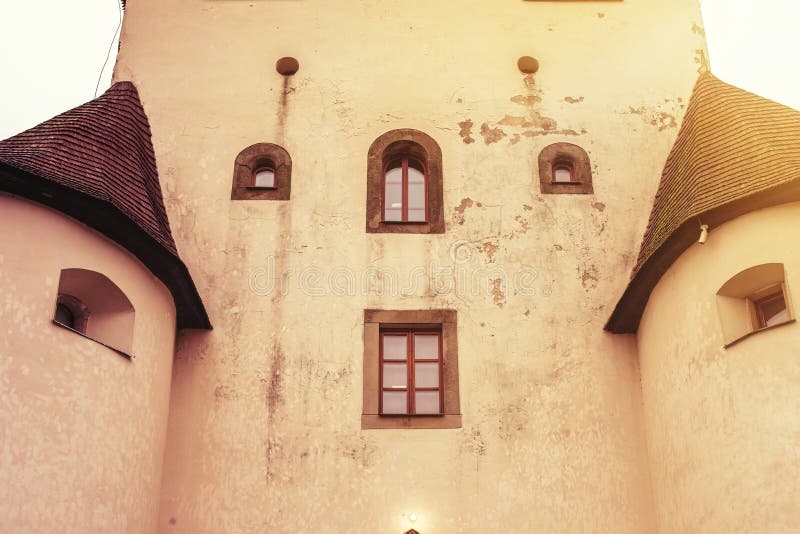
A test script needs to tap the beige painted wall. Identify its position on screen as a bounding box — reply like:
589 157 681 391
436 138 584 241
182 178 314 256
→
638 202 800 533
0 194 177 532
112 1 707 531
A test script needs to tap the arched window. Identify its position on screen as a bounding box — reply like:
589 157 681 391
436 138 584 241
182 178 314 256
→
231 143 291 200
253 161 276 188
383 157 427 222
367 129 444 234
53 269 136 359
538 142 593 194
716 263 794 347
552 160 575 183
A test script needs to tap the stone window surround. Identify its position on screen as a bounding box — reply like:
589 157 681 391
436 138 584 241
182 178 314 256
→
362 309 461 429
231 142 292 200
366 129 445 234
538 142 593 195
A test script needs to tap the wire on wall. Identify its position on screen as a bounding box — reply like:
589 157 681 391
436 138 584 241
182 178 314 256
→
94 0 124 98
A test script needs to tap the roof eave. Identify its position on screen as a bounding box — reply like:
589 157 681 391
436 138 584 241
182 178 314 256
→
0 164 212 330
605 180 800 333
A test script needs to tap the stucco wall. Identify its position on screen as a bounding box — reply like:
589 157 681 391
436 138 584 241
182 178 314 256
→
112 0 707 531
638 202 800 533
0 194 177 532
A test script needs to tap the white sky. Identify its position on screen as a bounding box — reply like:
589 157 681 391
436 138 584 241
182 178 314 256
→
0 0 798 140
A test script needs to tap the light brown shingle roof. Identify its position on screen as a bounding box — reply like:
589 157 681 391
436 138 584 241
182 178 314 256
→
606 72 800 333
0 82 211 329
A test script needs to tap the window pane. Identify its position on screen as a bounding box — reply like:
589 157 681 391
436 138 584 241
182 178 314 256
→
760 294 789 327
254 169 275 187
554 167 572 183
383 335 407 360
382 391 408 414
407 164 424 183
407 180 425 222
415 390 441 414
54 303 75 329
414 334 439 359
385 166 403 184
384 175 403 221
414 362 439 388
383 363 407 388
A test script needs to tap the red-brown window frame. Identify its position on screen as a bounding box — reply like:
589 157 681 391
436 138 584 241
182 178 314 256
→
382 157 428 223
230 142 292 200
537 142 593 195
552 161 576 184
379 329 443 415
366 130 444 234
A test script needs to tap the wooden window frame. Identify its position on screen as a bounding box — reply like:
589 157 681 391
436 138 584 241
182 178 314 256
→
552 160 576 184
538 142 593 194
379 329 443 415
366 129 444 234
749 283 790 330
363 309 460 429
251 161 277 190
231 142 291 200
382 157 428 223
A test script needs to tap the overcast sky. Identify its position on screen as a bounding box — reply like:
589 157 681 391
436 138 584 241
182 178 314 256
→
0 0 798 140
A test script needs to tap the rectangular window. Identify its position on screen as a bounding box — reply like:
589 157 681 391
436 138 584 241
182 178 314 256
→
362 309 460 429
380 330 442 415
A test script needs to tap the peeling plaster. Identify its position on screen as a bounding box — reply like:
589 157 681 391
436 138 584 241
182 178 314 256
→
479 122 506 144
453 197 475 225
458 119 475 144
478 241 499 263
491 278 506 308
623 102 681 131
695 48 710 74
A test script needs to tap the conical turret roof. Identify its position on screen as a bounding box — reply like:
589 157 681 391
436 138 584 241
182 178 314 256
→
607 73 800 333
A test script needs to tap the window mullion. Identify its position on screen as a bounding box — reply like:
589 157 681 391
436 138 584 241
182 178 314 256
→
438 331 444 414
405 159 410 221
408 331 415 414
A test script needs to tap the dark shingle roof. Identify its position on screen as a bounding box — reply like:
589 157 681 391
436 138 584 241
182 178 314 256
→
0 82 210 330
606 73 800 333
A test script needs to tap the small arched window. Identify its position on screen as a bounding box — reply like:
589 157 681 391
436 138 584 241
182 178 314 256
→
538 142 593 194
253 161 276 188
552 161 575 183
367 129 444 234
716 263 794 347
231 143 291 200
383 157 427 222
53 269 136 359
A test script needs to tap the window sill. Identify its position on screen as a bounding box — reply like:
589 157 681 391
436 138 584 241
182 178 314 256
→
361 414 461 429
723 318 795 349
549 181 584 185
380 220 429 224
245 186 278 190
52 320 134 360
